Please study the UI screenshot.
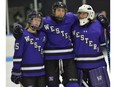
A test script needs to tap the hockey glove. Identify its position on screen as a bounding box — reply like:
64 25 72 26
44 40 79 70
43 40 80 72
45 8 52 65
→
13 23 23 40
96 13 109 29
11 69 22 84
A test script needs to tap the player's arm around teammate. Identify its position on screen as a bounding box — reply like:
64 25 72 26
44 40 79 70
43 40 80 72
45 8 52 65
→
72 4 110 87
11 10 47 87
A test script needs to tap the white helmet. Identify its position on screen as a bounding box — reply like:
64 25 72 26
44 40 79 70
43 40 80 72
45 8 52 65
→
78 4 95 26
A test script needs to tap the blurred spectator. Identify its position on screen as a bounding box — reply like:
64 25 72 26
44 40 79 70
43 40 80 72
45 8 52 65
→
9 11 25 34
13 11 24 27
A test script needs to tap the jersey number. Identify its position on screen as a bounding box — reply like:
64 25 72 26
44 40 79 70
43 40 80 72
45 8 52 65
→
15 43 19 50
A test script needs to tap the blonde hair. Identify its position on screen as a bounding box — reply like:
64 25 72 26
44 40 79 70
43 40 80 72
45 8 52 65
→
26 23 30 29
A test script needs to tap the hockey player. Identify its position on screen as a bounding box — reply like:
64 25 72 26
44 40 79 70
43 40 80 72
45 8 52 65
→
72 4 110 87
11 2 109 87
12 1 80 87
11 11 46 87
43 1 79 87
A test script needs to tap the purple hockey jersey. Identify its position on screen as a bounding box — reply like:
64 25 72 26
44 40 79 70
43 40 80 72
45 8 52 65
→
72 20 107 69
12 29 46 77
42 12 77 60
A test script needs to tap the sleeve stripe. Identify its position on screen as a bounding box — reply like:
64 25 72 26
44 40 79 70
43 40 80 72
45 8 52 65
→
100 43 106 46
12 72 21 76
13 59 22 62
21 66 45 70
75 55 104 61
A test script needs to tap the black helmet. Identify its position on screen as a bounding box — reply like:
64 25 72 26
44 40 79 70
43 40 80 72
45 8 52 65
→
27 10 42 23
27 10 43 30
52 1 67 21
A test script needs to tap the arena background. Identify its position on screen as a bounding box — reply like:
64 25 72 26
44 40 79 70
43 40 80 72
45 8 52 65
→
6 0 110 87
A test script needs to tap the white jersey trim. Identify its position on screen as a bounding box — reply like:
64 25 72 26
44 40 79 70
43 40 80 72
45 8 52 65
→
100 43 106 46
100 41 109 46
74 55 104 61
13 59 22 62
12 72 21 76
44 48 73 53
21 66 45 70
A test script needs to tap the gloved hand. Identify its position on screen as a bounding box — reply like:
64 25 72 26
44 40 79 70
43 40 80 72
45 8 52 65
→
96 13 109 29
11 69 22 84
13 23 23 40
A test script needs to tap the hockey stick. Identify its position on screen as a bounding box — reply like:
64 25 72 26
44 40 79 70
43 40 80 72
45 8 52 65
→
82 80 89 87
105 29 110 70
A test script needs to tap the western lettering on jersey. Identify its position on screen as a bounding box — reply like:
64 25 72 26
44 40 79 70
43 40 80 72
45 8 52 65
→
25 36 30 42
65 33 68 39
38 46 41 51
34 42 38 48
72 30 76 36
89 41 93 46
80 35 84 41
44 24 71 41
44 24 49 30
50 26 55 32
24 36 43 54
76 32 80 38
61 31 65 36
56 28 60 34
30 38 34 44
73 30 99 52
93 44 97 49
85 38 89 44
97 47 99 52
68 36 71 41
